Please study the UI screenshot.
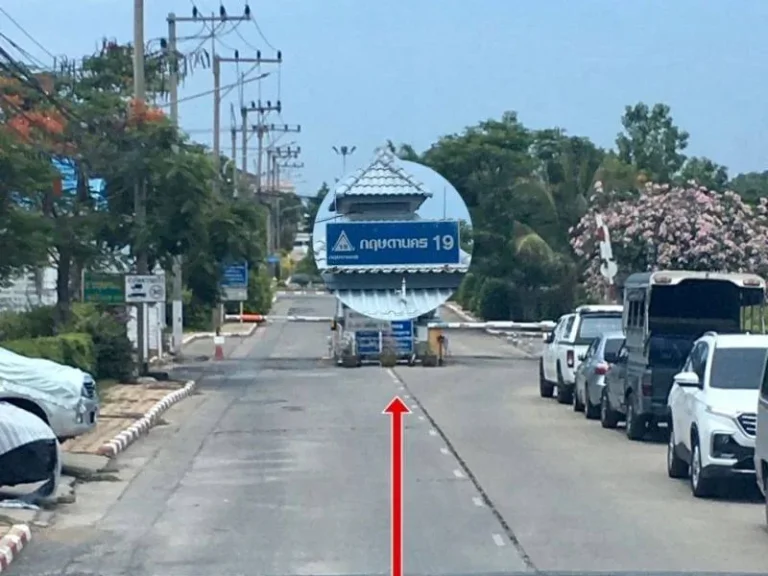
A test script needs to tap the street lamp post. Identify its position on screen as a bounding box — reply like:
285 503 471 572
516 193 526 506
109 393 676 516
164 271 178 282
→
332 145 356 174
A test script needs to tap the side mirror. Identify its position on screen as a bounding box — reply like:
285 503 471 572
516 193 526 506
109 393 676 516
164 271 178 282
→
577 354 586 361
674 371 701 388
543 332 554 344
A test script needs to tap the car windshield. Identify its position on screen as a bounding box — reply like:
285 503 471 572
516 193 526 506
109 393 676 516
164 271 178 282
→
709 347 768 390
575 315 623 345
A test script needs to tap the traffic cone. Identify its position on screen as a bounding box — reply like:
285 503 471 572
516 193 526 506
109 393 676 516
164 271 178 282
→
213 333 225 360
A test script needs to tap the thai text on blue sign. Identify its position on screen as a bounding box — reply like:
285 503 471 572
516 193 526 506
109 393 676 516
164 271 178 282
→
326 220 460 266
220 262 249 287
355 331 381 356
390 320 414 355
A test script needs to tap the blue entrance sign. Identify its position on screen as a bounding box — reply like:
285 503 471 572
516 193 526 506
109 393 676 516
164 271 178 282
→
390 320 414 355
326 221 460 266
220 262 248 288
356 331 381 356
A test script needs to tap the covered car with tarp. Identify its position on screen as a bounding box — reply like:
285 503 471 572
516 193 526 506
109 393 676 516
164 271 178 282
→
0 401 61 499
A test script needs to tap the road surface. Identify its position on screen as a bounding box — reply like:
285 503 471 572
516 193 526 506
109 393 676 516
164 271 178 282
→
8 294 768 575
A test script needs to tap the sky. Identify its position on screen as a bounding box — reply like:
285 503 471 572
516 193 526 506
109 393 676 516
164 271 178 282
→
2 0 767 200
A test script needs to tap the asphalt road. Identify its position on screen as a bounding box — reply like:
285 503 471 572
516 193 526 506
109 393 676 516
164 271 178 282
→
9 294 768 576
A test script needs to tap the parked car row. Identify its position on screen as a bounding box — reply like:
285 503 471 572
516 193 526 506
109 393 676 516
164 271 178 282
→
539 269 768 525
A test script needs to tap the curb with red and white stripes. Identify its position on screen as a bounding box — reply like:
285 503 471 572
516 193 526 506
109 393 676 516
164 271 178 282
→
96 379 197 458
0 524 31 573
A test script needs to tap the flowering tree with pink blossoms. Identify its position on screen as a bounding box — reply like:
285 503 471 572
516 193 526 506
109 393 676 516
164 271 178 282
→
570 181 768 299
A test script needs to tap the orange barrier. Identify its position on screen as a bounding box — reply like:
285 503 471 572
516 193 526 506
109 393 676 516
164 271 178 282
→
223 313 265 323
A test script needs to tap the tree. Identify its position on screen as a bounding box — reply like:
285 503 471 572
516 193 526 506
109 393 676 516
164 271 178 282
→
306 182 329 231
678 156 729 190
729 171 768 204
570 181 768 299
616 103 689 183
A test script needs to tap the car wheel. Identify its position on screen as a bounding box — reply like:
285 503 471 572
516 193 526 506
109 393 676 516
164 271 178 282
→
600 390 619 429
666 421 689 479
584 385 600 420
573 382 584 412
625 393 646 441
690 436 714 498
556 366 573 405
539 360 554 398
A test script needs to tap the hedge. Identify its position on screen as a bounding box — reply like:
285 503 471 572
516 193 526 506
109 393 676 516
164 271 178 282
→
3 332 96 374
0 304 134 381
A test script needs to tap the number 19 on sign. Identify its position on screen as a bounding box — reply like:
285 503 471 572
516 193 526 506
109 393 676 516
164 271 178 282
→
433 235 455 251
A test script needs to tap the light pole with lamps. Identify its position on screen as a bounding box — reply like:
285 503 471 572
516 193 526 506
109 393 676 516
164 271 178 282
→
332 145 356 175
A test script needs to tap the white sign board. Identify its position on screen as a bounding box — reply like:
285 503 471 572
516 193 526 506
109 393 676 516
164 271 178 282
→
344 309 389 332
125 274 166 304
222 286 248 302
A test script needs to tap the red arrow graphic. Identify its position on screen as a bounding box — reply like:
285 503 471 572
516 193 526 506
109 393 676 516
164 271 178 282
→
384 396 411 576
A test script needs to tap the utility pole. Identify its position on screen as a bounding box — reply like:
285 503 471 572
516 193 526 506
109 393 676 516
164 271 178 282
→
133 0 148 375
165 8 251 346
240 102 284 192
230 103 238 195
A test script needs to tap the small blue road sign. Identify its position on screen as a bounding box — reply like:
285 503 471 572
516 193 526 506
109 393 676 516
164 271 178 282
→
267 254 281 264
390 320 414 355
220 262 248 288
326 221 460 266
355 331 381 356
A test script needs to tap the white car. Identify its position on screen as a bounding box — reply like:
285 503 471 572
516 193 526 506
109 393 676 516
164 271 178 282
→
0 347 99 442
539 305 623 404
667 332 767 498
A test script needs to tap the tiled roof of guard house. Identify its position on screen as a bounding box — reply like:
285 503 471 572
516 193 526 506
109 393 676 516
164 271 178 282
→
334 147 433 200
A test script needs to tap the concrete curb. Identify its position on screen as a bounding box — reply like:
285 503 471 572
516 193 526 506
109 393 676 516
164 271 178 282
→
149 324 259 364
0 524 31 573
442 302 537 359
96 379 197 458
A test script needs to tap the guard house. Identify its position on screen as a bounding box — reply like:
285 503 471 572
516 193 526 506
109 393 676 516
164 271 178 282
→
317 147 469 323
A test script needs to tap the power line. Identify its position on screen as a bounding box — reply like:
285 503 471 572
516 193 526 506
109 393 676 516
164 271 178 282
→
0 32 48 71
251 18 277 52
157 68 269 108
0 6 55 61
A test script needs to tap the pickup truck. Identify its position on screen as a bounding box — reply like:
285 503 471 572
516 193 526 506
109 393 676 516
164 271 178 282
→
540 305 624 404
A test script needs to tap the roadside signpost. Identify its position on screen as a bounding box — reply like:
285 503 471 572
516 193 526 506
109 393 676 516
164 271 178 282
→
326 221 460 267
125 274 166 304
83 272 125 304
220 262 249 302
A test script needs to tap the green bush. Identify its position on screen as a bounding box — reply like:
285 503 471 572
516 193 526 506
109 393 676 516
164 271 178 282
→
0 305 56 340
76 310 134 381
245 268 274 314
3 333 95 373
477 278 513 320
456 273 478 308
0 303 134 381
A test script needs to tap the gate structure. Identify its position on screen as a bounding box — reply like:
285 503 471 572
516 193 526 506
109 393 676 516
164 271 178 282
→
311 147 472 366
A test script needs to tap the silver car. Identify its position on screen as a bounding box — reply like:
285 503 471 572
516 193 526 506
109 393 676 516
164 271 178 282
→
573 331 625 420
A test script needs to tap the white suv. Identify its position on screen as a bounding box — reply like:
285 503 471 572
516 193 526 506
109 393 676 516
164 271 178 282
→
667 332 767 498
540 305 623 404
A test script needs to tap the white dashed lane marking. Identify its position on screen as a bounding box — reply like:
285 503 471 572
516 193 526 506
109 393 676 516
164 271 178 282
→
472 497 484 507
453 469 465 479
440 447 449 455
492 534 506 547
429 429 437 436
418 415 425 421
